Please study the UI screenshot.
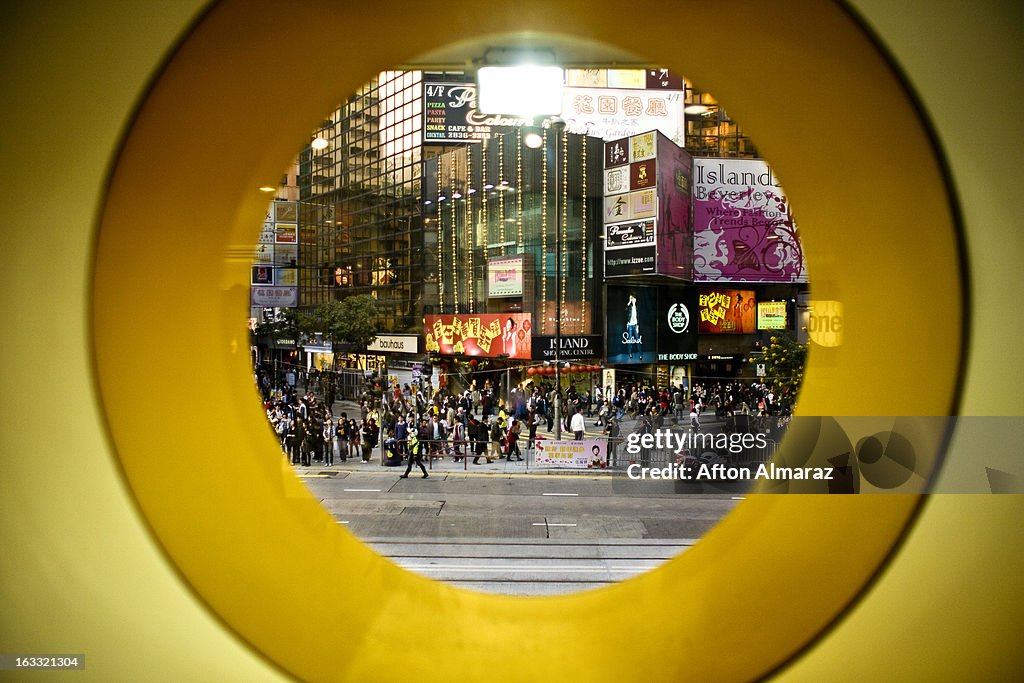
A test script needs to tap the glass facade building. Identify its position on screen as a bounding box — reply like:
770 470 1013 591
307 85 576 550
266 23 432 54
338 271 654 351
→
422 127 604 336
296 71 426 333
283 70 760 333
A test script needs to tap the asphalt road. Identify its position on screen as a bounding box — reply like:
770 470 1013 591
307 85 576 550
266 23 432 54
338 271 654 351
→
297 464 742 594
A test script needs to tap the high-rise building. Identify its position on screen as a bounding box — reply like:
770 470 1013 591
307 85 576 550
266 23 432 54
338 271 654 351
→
254 67 796 394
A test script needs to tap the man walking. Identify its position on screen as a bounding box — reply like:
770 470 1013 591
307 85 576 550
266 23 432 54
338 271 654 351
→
400 427 428 479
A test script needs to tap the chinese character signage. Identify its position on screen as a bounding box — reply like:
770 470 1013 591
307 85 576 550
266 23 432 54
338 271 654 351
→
605 137 629 168
424 313 532 359
251 286 298 307
757 301 788 330
698 289 757 334
604 167 630 195
604 194 631 223
630 132 656 161
602 131 693 279
562 87 684 146
693 158 806 283
534 439 608 469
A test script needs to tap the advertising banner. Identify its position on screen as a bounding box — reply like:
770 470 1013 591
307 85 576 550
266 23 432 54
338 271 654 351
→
424 313 532 359
533 439 608 469
630 189 656 219
423 82 539 144
604 166 630 196
605 137 629 168
606 285 657 364
656 134 693 279
698 289 757 334
630 131 656 161
274 223 297 244
251 265 273 285
757 301 788 330
657 286 699 362
562 87 684 145
605 219 655 249
254 242 272 264
274 202 297 222
275 267 297 286
367 335 419 355
487 256 524 298
604 194 631 223
251 286 298 308
605 245 656 277
693 158 806 283
630 160 656 190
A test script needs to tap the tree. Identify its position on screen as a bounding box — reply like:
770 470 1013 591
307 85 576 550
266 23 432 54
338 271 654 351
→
747 332 807 402
309 295 378 350
252 307 313 340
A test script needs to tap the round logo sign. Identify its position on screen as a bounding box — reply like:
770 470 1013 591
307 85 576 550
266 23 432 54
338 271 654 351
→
667 303 690 334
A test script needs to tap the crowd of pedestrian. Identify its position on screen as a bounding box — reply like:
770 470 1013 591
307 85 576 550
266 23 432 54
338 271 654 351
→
255 366 796 471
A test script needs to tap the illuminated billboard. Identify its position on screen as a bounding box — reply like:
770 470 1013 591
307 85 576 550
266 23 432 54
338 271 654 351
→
606 285 658 364
698 289 757 334
487 256 524 298
693 158 806 283
424 313 532 359
603 131 692 279
757 301 788 330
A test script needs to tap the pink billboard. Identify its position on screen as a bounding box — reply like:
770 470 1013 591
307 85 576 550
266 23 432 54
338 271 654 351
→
656 133 693 279
692 159 807 283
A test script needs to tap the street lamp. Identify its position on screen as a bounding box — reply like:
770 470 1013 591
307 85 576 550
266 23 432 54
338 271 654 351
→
497 353 511 408
552 118 565 440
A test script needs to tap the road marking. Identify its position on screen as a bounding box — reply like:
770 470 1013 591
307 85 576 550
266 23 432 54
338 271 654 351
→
396 564 654 572
344 488 382 492
532 522 578 527
542 493 579 496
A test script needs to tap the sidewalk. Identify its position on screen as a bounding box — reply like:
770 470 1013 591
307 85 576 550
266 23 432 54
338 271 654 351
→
279 393 729 477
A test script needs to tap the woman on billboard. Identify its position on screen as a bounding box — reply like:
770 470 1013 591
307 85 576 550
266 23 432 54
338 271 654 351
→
502 317 518 357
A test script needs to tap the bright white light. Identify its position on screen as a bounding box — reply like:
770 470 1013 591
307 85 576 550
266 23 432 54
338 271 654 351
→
477 66 564 116
524 132 544 149
683 104 710 115
311 137 329 150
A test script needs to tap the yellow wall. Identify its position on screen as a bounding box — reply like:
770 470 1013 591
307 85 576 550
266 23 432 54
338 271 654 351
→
1 1 1020 680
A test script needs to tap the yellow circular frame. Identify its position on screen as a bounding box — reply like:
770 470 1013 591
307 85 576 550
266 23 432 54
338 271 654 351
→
92 1 963 681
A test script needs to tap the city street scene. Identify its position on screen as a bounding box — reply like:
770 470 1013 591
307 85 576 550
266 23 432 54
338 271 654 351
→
250 65 809 595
